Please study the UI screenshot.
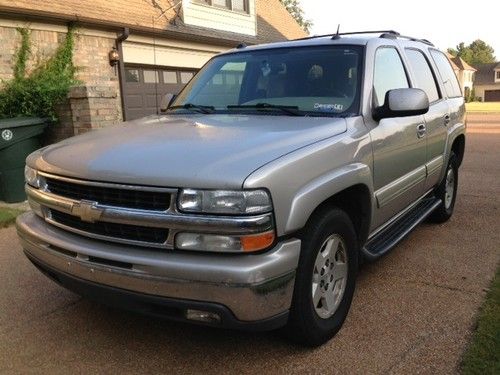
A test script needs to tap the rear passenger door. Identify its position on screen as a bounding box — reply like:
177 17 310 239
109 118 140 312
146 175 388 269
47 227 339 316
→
404 48 449 190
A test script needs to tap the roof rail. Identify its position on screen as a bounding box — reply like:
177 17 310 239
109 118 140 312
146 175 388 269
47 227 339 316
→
294 30 434 46
380 32 434 46
294 30 400 41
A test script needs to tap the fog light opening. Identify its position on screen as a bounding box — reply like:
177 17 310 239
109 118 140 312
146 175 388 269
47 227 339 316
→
185 309 221 324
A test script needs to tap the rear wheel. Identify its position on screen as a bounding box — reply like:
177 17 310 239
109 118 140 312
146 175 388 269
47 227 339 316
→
285 208 358 347
429 152 458 223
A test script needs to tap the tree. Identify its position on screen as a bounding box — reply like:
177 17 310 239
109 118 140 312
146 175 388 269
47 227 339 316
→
448 40 496 65
279 0 312 34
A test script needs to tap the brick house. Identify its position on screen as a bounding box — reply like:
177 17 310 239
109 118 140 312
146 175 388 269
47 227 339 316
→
0 0 306 140
473 62 500 102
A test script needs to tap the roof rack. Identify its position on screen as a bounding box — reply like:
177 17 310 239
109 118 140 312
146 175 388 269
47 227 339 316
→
380 32 434 46
294 30 434 46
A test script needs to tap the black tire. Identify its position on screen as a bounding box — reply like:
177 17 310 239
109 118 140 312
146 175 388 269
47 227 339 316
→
429 152 459 223
285 207 358 347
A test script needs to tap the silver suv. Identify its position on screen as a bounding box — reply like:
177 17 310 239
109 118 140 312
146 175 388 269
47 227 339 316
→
17 30 466 346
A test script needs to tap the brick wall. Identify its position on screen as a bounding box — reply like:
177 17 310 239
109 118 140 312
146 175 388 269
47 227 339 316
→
0 24 122 142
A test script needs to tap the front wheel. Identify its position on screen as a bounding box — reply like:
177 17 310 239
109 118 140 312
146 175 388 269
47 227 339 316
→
429 152 459 223
285 208 358 347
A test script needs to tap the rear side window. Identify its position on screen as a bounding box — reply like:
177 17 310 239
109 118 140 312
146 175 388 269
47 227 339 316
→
405 49 440 103
373 47 409 107
430 50 462 98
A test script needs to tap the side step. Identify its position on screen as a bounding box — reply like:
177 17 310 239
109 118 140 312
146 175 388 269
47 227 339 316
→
362 197 442 261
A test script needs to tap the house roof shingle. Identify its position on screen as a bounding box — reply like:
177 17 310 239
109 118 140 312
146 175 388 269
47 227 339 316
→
446 53 476 72
473 62 500 85
0 0 306 45
451 56 476 72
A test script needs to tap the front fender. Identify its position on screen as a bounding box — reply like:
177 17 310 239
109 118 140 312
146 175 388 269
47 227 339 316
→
285 163 373 233
244 118 373 236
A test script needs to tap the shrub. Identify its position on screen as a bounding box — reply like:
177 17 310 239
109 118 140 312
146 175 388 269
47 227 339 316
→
0 26 79 120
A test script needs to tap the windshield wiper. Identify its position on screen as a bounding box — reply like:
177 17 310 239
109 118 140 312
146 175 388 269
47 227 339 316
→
227 103 304 116
169 103 215 114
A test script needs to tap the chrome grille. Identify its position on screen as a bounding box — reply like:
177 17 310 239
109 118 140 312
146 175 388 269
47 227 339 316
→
45 177 170 211
50 210 169 245
27 172 274 249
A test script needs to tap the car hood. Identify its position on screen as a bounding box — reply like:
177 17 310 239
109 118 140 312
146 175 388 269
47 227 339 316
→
29 114 347 188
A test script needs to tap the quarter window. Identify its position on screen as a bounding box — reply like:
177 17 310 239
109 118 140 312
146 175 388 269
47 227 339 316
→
405 49 440 103
430 50 462 98
373 47 409 107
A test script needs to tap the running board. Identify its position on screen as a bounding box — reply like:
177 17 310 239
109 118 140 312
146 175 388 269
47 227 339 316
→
362 197 442 261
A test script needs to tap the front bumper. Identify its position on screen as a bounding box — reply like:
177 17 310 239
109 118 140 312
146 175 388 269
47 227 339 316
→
16 212 301 329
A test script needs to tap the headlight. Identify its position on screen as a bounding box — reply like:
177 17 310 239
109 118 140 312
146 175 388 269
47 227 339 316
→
178 189 272 215
24 166 41 188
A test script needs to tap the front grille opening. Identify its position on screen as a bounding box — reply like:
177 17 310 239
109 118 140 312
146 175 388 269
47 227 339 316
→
45 178 171 211
88 256 133 270
50 210 169 245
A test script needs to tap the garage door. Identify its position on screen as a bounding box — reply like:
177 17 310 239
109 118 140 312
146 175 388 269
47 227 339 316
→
123 66 197 120
484 90 500 102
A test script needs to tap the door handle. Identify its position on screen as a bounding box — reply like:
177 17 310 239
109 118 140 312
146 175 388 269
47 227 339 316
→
417 124 426 139
444 114 451 125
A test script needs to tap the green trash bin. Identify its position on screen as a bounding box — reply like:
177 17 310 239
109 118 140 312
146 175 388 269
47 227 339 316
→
0 117 48 203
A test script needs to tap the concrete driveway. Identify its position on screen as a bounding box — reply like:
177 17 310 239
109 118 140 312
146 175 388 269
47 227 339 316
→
1 118 499 374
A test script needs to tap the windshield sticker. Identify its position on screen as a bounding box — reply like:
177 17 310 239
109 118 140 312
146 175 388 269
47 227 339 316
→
314 103 344 112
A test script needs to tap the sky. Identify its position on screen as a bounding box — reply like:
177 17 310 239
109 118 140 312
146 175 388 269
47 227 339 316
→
301 0 500 60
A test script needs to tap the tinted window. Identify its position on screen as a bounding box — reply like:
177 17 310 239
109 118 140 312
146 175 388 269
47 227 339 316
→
172 46 364 117
405 49 440 103
430 50 462 98
373 47 409 107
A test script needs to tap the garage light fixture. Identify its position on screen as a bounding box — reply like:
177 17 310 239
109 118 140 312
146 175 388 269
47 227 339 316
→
109 47 120 67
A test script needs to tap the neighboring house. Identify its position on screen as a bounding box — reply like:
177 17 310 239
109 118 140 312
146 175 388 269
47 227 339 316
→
0 0 306 139
473 62 500 102
446 53 476 98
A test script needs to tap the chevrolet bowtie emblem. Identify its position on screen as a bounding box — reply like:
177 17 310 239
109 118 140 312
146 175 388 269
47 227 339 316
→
71 200 103 223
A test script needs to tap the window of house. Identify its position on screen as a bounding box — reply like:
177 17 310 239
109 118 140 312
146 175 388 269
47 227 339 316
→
163 71 178 84
405 49 440 103
496 71 500 80
195 0 249 13
373 47 409 107
180 71 195 84
143 70 159 83
125 68 140 83
430 50 462 98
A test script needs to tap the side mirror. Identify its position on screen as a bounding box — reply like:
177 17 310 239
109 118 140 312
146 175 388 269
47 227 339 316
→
373 88 429 121
160 93 177 112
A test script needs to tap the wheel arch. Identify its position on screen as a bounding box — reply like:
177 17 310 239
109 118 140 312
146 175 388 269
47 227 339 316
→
451 134 465 167
286 164 373 245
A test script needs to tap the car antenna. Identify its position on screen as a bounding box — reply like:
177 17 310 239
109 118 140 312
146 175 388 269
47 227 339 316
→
332 24 341 40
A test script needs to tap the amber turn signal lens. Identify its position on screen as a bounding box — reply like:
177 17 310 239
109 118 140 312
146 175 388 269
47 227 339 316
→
240 231 275 252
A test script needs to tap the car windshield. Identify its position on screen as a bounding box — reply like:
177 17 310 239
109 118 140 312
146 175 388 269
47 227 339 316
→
169 45 363 117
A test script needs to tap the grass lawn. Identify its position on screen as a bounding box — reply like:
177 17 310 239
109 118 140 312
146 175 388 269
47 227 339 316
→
0 207 24 228
466 102 500 113
461 267 500 374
